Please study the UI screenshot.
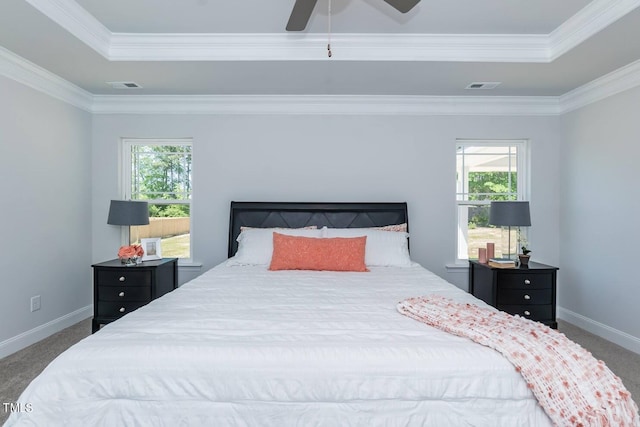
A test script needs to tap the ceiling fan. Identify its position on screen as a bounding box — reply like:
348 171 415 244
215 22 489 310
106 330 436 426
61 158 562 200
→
286 0 421 31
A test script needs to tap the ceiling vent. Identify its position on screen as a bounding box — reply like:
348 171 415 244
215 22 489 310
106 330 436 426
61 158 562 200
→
465 82 501 90
106 81 142 89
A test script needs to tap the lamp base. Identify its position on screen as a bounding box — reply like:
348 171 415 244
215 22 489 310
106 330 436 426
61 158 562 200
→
499 226 518 260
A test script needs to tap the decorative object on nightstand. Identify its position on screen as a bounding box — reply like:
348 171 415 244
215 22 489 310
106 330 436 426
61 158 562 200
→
488 258 516 268
478 247 487 263
468 259 559 328
489 201 531 260
519 245 531 266
117 244 144 266
486 242 495 260
91 258 178 333
140 237 162 261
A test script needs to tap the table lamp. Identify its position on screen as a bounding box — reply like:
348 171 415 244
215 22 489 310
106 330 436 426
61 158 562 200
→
489 201 531 260
107 200 149 244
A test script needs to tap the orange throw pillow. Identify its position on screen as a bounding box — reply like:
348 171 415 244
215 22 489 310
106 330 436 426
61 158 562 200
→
269 233 368 272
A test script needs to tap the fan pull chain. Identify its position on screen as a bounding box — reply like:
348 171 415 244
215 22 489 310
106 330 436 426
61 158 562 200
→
327 0 332 57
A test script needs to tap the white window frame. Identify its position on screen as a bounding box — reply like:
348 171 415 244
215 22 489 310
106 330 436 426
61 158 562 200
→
122 138 193 263
455 139 529 263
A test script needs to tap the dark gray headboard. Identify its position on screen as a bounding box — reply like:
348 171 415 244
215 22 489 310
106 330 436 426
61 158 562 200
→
228 202 408 258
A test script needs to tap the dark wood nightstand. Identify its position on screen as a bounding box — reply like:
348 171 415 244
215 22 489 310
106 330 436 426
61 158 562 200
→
92 258 178 333
468 260 559 329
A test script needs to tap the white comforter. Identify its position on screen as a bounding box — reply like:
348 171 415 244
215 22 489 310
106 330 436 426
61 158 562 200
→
6 263 552 427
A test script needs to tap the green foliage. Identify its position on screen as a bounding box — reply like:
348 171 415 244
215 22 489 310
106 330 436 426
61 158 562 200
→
465 171 518 228
469 206 490 228
467 171 516 201
132 145 192 202
149 204 190 218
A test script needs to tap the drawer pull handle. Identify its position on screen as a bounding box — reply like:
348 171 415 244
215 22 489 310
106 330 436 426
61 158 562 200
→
118 292 125 297
524 310 531 316
524 279 531 285
524 294 531 300
119 276 126 282
119 307 126 313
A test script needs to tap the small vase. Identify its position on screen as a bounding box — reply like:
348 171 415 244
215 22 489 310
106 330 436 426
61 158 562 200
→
518 254 530 266
486 243 495 260
120 257 139 266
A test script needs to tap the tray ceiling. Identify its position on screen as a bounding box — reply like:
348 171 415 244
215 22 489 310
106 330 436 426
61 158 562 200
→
1 0 639 99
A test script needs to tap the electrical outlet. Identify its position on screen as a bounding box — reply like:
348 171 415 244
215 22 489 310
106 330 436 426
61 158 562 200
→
30 295 41 312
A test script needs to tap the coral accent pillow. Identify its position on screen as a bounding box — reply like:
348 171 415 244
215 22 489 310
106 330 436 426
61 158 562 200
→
269 233 368 272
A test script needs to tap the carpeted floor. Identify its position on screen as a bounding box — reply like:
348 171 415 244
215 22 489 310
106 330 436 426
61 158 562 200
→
0 319 93 425
1 318 639 424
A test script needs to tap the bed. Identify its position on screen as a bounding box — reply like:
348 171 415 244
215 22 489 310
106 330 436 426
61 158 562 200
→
6 202 633 426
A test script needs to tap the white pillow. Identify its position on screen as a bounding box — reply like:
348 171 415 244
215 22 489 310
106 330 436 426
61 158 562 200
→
227 228 322 266
322 227 411 267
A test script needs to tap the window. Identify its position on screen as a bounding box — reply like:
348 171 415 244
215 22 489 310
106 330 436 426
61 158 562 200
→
123 139 193 260
456 140 528 262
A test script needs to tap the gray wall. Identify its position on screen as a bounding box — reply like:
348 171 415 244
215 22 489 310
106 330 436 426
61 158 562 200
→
0 76 92 356
560 86 640 351
91 113 562 287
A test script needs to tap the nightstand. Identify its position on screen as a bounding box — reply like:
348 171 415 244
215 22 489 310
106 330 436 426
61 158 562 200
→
468 260 559 329
92 258 178 333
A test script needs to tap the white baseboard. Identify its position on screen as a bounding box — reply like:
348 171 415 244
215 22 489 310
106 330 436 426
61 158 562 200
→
557 306 640 355
0 305 92 359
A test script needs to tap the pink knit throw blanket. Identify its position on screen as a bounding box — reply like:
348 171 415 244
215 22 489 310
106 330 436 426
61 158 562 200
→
397 295 640 427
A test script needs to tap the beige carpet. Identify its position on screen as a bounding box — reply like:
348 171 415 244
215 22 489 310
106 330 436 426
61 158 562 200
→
1 318 639 424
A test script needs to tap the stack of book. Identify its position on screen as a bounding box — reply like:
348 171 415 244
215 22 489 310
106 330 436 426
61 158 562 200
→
488 258 516 268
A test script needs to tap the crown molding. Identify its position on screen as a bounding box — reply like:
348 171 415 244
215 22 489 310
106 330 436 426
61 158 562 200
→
3 39 640 117
90 94 560 116
549 0 640 60
24 0 111 57
0 46 93 111
559 58 640 113
108 33 549 62
24 0 640 63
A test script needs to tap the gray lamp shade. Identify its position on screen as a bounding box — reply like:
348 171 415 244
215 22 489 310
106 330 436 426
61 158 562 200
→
107 200 150 226
489 201 531 227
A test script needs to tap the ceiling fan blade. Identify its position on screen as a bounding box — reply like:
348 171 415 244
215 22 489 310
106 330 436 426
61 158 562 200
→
383 0 420 13
286 0 319 31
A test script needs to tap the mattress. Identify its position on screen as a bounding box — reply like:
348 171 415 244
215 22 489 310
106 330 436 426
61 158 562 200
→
6 263 552 426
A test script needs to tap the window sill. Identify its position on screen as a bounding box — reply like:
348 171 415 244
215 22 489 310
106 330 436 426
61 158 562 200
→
177 261 203 269
445 262 469 272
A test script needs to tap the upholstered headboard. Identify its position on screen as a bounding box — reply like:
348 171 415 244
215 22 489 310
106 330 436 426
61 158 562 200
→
228 202 408 258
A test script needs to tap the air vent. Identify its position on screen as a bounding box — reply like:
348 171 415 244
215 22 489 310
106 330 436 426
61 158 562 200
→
465 82 501 90
106 81 143 89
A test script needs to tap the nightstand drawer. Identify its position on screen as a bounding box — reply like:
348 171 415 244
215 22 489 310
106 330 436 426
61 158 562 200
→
97 300 148 318
497 288 552 305
498 304 553 321
498 273 553 289
97 270 152 287
98 286 150 302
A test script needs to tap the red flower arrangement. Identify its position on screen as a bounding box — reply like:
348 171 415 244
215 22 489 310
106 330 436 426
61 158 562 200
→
118 245 144 265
